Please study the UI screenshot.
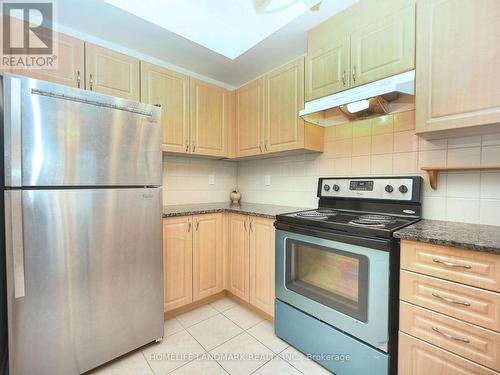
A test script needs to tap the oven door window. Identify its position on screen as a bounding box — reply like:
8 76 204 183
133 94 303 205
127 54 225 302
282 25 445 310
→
285 239 369 322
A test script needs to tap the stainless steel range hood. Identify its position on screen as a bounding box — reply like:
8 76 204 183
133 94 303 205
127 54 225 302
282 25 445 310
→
300 70 415 126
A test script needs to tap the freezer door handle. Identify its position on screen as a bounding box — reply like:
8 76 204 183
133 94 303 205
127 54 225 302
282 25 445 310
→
6 190 25 298
5 76 23 187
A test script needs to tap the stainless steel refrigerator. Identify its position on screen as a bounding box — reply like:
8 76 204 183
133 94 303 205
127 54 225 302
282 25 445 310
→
1 73 164 375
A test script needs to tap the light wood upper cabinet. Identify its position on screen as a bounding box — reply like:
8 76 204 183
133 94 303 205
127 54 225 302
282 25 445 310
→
306 35 350 101
163 216 193 312
264 58 305 153
190 79 228 157
227 214 250 301
193 213 223 301
236 79 264 157
11 31 84 88
350 4 415 87
85 43 140 100
249 217 275 316
141 62 190 153
415 0 500 138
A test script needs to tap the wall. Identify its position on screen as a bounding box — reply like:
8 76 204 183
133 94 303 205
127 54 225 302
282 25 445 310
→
237 110 500 226
162 155 237 205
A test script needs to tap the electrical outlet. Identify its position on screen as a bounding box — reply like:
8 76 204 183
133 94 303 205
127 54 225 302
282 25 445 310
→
264 175 271 186
208 175 215 185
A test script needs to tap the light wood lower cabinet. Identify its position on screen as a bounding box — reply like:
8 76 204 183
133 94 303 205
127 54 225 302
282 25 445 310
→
398 332 498 375
193 213 224 301
85 43 140 100
249 217 275 316
226 214 275 316
163 216 193 312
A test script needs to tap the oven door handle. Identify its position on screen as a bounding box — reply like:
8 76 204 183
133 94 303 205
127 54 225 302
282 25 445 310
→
274 221 391 251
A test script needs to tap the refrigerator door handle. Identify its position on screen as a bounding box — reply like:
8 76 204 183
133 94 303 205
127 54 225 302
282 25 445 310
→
5 76 23 187
6 190 25 298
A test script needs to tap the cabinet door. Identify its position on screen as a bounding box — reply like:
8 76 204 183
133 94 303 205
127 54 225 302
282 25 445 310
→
416 0 500 135
11 30 84 88
264 58 305 153
305 36 350 101
190 79 228 157
350 4 415 87
163 216 193 312
398 332 497 375
141 62 190 153
236 79 264 157
227 214 249 301
85 43 140 100
249 217 275 316
193 213 223 301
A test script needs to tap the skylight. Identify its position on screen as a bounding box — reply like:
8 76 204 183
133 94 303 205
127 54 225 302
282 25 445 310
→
104 0 322 59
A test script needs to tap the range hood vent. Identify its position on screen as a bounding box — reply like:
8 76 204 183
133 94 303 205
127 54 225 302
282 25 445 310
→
300 70 415 126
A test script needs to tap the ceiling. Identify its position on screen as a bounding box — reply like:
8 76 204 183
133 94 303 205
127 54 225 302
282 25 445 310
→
55 0 358 88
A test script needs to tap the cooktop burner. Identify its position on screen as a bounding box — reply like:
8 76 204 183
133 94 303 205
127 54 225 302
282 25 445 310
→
295 209 338 219
349 214 397 228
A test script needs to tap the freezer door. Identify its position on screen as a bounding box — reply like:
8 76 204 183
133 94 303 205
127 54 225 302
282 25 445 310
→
3 74 161 187
4 188 164 375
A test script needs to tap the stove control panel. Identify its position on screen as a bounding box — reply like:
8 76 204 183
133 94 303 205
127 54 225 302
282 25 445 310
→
319 177 418 201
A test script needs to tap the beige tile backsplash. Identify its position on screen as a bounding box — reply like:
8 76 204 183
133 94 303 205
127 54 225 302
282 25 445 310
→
161 110 500 226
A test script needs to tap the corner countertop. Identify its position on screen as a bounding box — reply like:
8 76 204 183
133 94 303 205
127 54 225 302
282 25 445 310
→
394 219 500 254
163 202 308 219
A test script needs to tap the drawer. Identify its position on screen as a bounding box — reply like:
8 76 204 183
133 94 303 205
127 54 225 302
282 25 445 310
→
400 270 500 332
400 301 500 372
401 240 500 292
398 332 499 375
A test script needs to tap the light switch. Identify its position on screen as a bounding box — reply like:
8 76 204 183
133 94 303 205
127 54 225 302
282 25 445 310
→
208 175 215 185
265 175 271 186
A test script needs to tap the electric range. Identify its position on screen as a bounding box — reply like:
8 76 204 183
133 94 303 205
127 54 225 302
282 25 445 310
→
274 176 422 375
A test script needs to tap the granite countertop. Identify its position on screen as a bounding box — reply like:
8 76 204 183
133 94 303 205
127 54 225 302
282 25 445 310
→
394 219 500 253
163 202 308 219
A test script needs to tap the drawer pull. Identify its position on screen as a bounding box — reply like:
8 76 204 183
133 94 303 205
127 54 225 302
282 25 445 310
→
432 292 471 306
432 258 472 269
432 327 470 343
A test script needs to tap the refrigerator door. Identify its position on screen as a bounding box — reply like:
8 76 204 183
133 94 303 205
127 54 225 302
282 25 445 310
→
4 187 163 375
3 74 161 187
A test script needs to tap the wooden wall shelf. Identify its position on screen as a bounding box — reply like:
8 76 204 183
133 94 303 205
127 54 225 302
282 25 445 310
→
422 165 500 190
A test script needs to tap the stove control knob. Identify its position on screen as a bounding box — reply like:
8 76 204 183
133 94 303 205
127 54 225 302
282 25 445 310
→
323 184 331 191
333 184 340 192
399 185 409 194
385 185 394 193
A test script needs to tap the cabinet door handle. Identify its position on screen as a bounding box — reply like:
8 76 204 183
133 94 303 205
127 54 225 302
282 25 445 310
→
244 218 248 232
185 141 189 152
432 327 470 343
188 222 192 232
342 70 346 86
352 66 356 84
259 144 262 153
250 219 254 232
89 73 93 91
432 292 471 306
432 258 472 269
264 142 268 152
195 218 199 231
77 70 81 88
192 143 196 153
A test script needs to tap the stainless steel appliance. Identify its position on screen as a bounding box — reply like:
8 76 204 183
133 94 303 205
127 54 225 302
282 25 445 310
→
274 176 422 375
0 74 164 375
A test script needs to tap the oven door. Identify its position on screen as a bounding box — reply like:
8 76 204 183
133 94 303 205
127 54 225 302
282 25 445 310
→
275 224 390 351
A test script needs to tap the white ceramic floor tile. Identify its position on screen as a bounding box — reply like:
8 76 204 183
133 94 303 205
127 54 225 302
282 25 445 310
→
223 305 263 330
142 330 205 374
210 297 238 312
188 314 243 351
247 321 288 354
169 357 227 375
176 304 219 328
88 351 153 375
210 332 274 375
280 347 333 375
164 318 184 337
253 356 302 375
